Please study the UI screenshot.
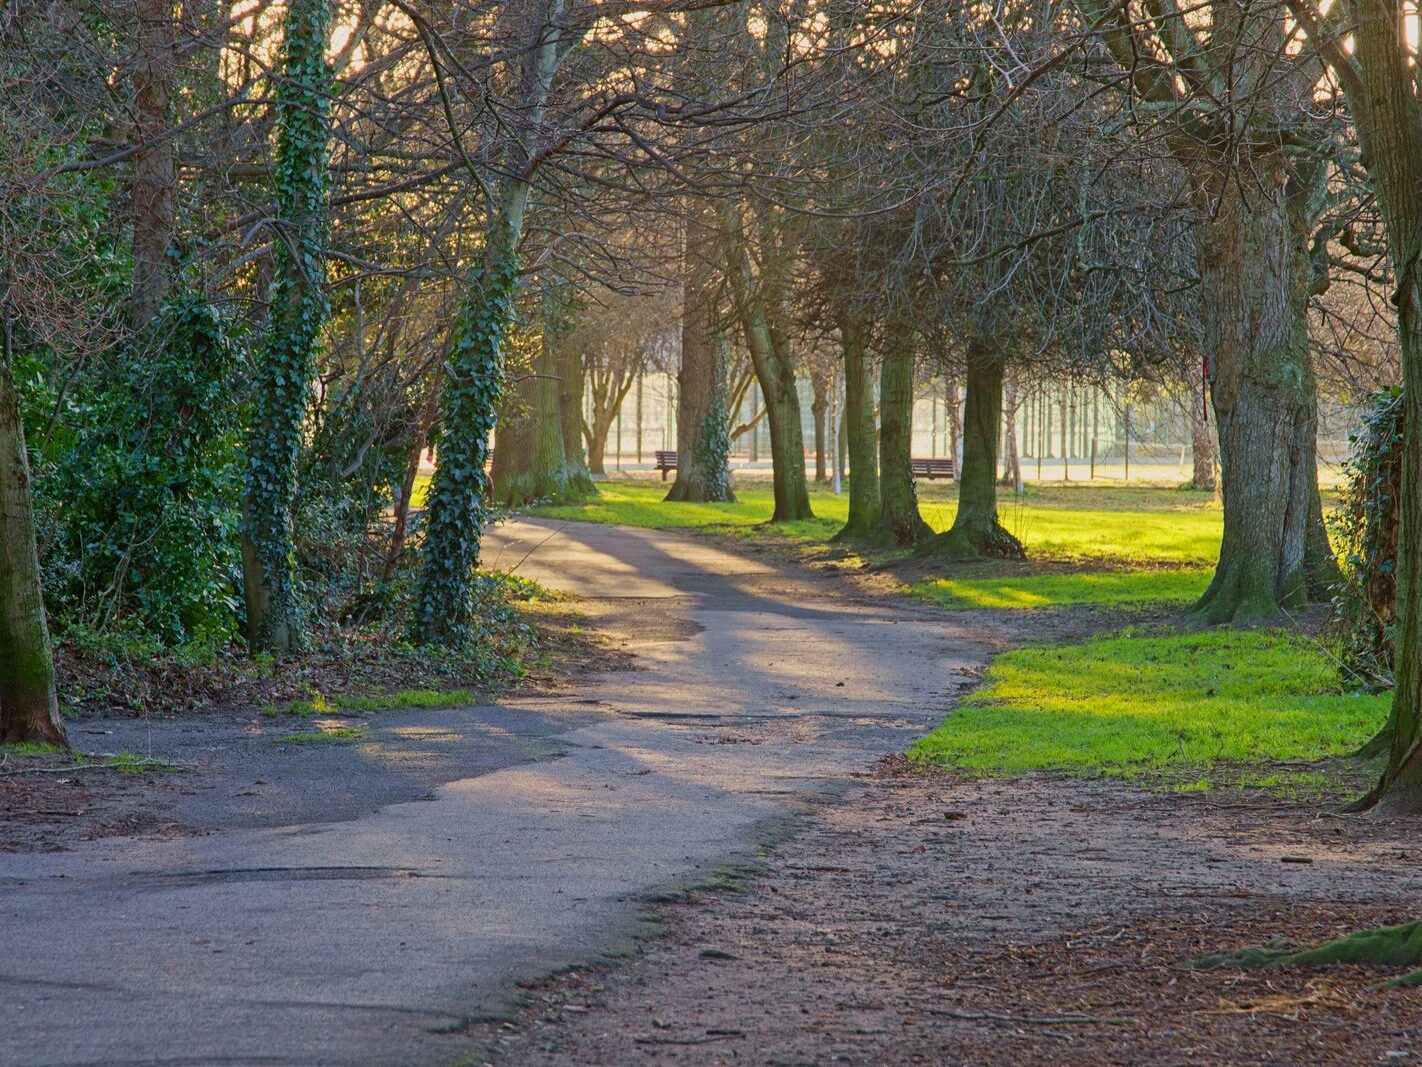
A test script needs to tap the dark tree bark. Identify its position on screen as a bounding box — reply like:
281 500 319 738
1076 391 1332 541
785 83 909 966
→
1189 162 1333 623
918 339 1023 560
0 315 67 747
876 323 931 546
834 310 880 541
667 202 734 502
130 0 177 327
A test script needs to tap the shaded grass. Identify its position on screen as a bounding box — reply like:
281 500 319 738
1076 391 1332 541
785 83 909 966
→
910 629 1387 788
908 568 1212 611
276 726 368 743
261 687 478 718
529 481 1222 566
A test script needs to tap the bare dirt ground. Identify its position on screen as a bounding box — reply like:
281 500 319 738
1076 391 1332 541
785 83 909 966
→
469 767 1422 1065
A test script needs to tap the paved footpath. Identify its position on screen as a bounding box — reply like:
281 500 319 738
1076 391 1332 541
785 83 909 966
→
0 519 983 1066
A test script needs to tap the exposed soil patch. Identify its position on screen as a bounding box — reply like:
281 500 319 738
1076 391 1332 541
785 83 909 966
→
468 770 1422 1065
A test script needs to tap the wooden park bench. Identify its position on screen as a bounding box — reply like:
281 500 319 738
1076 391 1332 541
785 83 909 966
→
910 456 956 481
654 450 678 479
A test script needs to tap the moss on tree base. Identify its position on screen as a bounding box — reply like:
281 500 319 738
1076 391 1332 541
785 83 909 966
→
1195 920 1422 986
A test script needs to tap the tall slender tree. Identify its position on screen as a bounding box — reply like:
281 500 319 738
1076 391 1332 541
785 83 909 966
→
240 0 332 653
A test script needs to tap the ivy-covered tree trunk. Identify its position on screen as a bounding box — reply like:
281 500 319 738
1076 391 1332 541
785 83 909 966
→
490 328 591 506
919 339 1023 560
834 310 880 541
130 0 177 328
554 330 595 496
668 203 734 503
876 323 931 546
1189 164 1332 623
240 0 331 654
412 206 524 646
0 316 67 747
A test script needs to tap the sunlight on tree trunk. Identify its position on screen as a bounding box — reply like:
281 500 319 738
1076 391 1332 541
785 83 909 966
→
876 323 931 546
834 311 881 541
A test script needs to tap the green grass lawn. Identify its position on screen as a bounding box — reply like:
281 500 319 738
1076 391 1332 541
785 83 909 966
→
908 568 1212 611
910 629 1387 788
528 481 1222 567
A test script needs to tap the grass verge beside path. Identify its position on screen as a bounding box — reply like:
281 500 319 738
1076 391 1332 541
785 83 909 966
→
529 481 1222 566
909 568 1211 611
910 629 1387 790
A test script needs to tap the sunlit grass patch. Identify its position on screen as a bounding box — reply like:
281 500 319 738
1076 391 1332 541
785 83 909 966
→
908 568 1212 610
910 629 1387 787
528 481 1222 567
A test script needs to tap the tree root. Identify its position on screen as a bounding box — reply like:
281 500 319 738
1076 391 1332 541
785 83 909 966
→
1194 920 1422 986
913 522 1026 562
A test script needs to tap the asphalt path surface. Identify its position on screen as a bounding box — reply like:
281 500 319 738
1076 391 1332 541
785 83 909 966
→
0 518 982 1066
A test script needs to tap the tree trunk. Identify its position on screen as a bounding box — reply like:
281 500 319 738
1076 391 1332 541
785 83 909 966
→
811 369 828 484
240 0 331 654
490 329 592 507
1000 376 1023 492
876 323 931 546
727 225 811 522
555 330 595 496
413 206 524 646
1189 163 1329 623
919 340 1023 560
834 311 880 540
667 202 734 502
0 316 67 748
130 0 177 328
1188 383 1217 491
946 378 962 472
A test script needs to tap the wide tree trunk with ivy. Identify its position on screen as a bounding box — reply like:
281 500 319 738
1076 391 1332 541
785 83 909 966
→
876 323 931 546
919 339 1022 560
833 310 880 541
668 204 734 503
240 0 331 654
0 316 67 747
1188 165 1336 623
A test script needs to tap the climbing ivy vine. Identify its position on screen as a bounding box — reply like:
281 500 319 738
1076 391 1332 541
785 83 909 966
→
411 222 521 646
241 0 332 652
694 378 733 503
1333 386 1403 689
